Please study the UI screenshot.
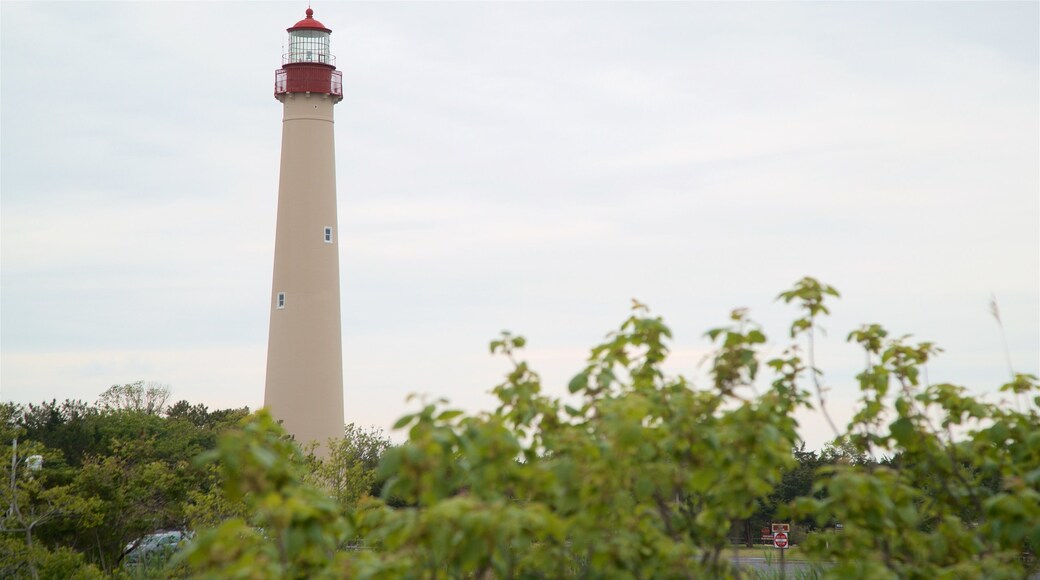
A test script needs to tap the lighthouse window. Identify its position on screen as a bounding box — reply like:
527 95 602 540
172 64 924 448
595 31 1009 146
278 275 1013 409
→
324 227 333 243
288 30 330 65
277 293 286 309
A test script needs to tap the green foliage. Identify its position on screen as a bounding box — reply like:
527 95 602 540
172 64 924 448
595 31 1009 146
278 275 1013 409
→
0 536 104 580
179 410 352 579
788 294 1037 578
5 280 1037 579
0 405 104 579
182 277 1037 579
182 464 249 532
791 324 1040 578
16 400 99 468
1 388 249 575
308 424 393 512
356 301 809 577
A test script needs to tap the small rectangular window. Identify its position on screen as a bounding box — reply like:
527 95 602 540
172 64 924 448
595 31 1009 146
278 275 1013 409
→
324 227 333 244
276 292 286 309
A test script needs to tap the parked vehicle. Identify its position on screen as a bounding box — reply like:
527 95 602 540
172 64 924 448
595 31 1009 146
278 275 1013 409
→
123 530 191 566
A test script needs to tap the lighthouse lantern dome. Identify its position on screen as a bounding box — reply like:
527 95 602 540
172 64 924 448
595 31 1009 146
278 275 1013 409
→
286 8 333 65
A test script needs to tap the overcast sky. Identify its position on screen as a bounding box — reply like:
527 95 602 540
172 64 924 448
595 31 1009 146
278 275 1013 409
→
2 2 1037 450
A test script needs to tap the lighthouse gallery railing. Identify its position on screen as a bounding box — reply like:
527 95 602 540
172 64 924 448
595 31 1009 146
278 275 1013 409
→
274 68 343 97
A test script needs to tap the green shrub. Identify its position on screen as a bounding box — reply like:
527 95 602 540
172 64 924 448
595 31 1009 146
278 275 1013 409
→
180 278 1039 579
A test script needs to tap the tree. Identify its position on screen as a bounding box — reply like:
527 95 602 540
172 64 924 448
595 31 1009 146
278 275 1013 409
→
3 389 248 574
96 381 171 415
739 442 830 547
60 401 247 572
179 410 351 579
0 407 103 579
0 537 103 580
309 424 394 512
791 334 1040 577
17 400 99 469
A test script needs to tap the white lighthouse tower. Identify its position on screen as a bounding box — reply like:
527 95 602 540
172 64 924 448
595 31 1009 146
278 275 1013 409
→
264 7 345 453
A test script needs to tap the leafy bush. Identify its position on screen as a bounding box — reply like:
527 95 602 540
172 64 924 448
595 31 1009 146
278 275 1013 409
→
0 537 104 580
181 278 1038 579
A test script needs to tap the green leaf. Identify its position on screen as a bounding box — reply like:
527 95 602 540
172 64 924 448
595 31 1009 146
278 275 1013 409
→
889 417 915 445
392 414 415 430
568 372 588 394
436 410 464 422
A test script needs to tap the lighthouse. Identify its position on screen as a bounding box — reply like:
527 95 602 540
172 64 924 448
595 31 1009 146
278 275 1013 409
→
264 7 345 454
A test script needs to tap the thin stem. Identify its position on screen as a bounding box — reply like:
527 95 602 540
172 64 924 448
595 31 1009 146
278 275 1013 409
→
989 296 1022 412
807 325 840 439
989 296 1015 380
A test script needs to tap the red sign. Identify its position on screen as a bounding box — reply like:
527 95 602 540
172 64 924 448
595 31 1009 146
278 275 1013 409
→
771 523 790 533
773 532 789 549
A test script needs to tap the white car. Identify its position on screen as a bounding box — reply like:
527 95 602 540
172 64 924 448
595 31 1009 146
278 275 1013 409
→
123 530 191 566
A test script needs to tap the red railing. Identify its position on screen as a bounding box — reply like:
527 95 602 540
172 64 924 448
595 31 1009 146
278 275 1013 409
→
274 66 343 98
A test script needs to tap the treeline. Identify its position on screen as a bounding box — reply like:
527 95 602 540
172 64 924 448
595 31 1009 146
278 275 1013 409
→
0 382 391 577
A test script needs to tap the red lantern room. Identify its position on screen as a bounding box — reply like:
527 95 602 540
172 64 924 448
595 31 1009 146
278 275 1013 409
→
274 8 343 101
